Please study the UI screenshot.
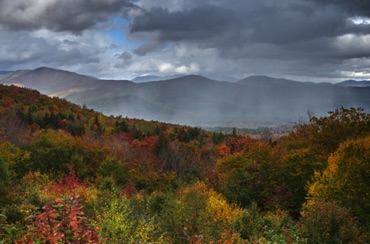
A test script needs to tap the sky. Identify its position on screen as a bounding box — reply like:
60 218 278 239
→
1 0 370 82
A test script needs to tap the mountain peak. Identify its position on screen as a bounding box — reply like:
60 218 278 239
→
33 66 78 75
238 75 301 86
176 74 211 80
33 66 60 72
163 75 220 85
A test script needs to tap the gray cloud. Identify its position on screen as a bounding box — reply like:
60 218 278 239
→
308 0 370 17
0 29 100 73
0 0 136 33
1 0 370 81
133 41 163 56
130 5 235 41
130 1 370 46
117 51 132 61
114 51 133 68
127 0 370 80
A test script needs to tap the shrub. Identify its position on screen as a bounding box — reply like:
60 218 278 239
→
20 196 99 243
300 201 365 243
94 194 165 243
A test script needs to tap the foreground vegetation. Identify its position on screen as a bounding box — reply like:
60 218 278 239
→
0 84 369 243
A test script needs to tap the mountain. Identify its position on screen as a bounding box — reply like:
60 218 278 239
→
132 74 182 83
132 74 237 83
0 70 29 82
0 71 12 74
132 75 162 83
1 67 104 96
336 80 370 87
199 73 238 82
238 75 314 87
0 71 14 81
0 71 13 76
2 67 370 127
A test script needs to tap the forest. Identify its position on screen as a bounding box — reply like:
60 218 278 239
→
0 84 369 243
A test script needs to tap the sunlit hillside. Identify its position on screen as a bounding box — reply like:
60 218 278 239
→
0 85 369 243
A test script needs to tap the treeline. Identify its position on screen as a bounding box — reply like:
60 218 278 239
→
205 125 293 136
0 84 369 243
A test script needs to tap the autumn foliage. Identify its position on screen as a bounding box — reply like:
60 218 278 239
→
1 85 370 242
20 197 99 243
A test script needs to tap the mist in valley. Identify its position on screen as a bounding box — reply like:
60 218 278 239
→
2 67 370 129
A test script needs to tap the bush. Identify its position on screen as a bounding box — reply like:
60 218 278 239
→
300 201 365 243
94 194 165 243
20 196 99 243
160 182 242 242
234 203 305 243
0 213 24 243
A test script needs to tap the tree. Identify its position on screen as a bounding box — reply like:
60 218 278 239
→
67 121 85 136
0 142 32 178
299 107 370 157
99 157 129 186
30 129 79 174
277 107 370 216
300 201 365 243
94 195 165 243
307 135 370 226
216 142 280 209
0 157 10 196
279 146 325 216
160 182 242 242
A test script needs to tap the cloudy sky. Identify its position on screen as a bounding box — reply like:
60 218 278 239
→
1 0 370 82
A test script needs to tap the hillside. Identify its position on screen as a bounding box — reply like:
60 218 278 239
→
2 67 370 127
1 84 370 242
1 67 104 95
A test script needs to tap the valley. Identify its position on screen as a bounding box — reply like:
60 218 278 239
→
2 67 370 128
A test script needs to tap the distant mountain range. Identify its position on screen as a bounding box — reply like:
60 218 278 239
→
2 67 370 127
336 80 370 87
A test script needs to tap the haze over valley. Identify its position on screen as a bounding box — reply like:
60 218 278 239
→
1 67 370 128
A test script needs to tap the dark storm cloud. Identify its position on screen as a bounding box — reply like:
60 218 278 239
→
129 0 370 59
130 5 235 41
308 0 370 17
0 0 136 33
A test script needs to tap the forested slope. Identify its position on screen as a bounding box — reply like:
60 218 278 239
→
0 84 369 243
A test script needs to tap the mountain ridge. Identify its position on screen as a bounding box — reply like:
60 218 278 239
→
2 67 370 127
336 79 370 87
